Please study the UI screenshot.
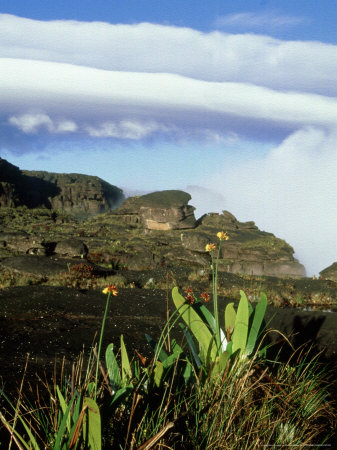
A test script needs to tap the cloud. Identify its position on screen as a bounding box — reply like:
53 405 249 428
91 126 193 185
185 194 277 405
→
2 58 336 147
85 120 168 139
215 11 307 29
191 127 337 276
9 113 78 134
0 14 336 96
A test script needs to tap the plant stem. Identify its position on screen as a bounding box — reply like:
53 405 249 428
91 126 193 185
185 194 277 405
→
95 291 112 401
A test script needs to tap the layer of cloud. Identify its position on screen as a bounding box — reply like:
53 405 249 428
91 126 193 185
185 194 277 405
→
215 11 307 29
1 58 336 146
190 127 337 276
0 14 336 96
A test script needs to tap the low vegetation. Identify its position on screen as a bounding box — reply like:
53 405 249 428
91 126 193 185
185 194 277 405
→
0 233 335 448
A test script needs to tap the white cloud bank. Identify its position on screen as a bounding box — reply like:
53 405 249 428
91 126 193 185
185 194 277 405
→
190 127 337 276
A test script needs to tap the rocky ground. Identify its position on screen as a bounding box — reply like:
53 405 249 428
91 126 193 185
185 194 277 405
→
1 284 336 398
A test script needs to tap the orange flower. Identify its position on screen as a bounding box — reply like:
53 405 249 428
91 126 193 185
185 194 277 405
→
185 288 195 304
217 231 229 241
200 292 210 302
205 243 216 252
102 284 118 296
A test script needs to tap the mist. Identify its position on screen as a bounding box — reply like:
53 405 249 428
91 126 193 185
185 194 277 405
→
188 127 337 276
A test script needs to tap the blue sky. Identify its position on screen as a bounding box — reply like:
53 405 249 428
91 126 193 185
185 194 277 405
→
0 0 336 275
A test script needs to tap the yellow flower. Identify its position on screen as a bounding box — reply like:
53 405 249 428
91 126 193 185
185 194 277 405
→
102 284 118 296
217 231 229 241
205 243 216 252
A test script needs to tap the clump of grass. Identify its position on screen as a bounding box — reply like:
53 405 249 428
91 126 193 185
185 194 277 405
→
57 263 98 289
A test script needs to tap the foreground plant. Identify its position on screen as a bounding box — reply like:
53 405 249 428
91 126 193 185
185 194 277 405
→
0 233 335 448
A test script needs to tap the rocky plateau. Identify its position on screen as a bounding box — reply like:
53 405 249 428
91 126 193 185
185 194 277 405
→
0 158 336 393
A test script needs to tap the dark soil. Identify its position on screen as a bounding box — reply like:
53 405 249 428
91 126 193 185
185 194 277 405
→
0 286 170 394
0 285 336 397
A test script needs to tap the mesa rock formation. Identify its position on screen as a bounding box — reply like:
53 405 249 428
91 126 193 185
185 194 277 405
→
0 160 306 278
113 190 196 230
0 158 124 218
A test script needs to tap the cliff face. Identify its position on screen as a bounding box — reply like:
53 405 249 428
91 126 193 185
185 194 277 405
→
0 158 124 218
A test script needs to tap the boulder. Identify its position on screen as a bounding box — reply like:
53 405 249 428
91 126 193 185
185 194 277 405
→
114 190 196 230
53 239 88 258
320 263 337 282
0 232 46 255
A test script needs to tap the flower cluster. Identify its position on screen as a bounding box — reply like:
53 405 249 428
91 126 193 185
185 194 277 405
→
185 288 211 304
102 284 119 296
205 243 216 253
200 292 210 303
185 288 195 304
217 231 229 241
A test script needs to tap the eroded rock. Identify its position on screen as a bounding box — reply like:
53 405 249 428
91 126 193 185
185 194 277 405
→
320 262 337 282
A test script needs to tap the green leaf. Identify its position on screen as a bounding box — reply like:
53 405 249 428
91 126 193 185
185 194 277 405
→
183 360 193 384
196 303 227 350
54 395 77 450
110 386 133 408
120 334 132 386
232 291 249 355
105 343 121 393
246 292 268 355
56 386 71 433
83 397 101 450
172 287 217 364
180 323 202 369
210 351 229 378
225 303 236 334
153 361 164 388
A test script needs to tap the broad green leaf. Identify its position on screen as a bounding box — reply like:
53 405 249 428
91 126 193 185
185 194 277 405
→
246 292 268 355
105 343 121 393
56 386 71 433
171 339 183 356
154 361 164 388
83 397 101 450
110 386 133 407
226 341 233 356
54 395 77 450
225 303 236 334
232 291 249 355
172 287 217 364
183 361 193 385
180 323 202 369
197 303 227 350
210 351 229 379
120 334 132 386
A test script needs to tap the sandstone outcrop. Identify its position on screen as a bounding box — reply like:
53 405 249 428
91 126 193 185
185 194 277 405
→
0 158 124 218
181 211 306 277
113 190 196 230
0 160 306 278
320 262 337 282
